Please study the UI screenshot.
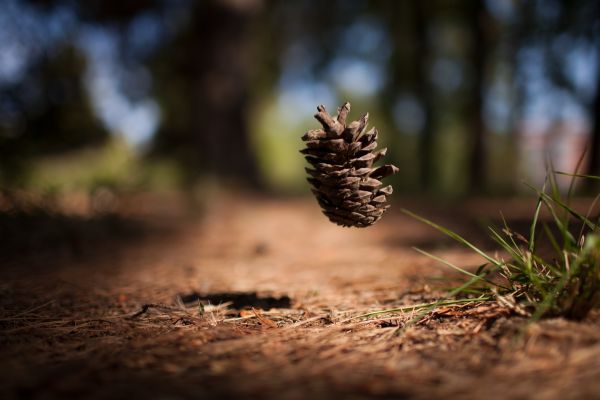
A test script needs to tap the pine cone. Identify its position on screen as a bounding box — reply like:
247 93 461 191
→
301 102 399 228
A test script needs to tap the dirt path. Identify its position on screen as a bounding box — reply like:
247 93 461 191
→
1 194 599 399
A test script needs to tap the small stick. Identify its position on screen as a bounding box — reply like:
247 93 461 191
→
126 303 177 319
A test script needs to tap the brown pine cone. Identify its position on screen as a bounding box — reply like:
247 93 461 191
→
301 102 399 227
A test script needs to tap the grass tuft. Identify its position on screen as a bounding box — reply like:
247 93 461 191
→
405 169 600 321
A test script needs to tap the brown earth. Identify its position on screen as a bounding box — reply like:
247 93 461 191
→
1 192 599 399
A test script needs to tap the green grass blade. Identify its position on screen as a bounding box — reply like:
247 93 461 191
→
578 193 600 240
413 247 508 289
543 190 596 231
529 182 545 253
555 172 600 180
561 151 586 235
402 209 503 267
342 296 493 323
542 222 562 258
500 212 524 255
488 225 523 260
525 183 593 238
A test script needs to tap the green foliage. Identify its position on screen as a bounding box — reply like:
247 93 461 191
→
406 170 600 321
250 97 308 193
21 138 183 193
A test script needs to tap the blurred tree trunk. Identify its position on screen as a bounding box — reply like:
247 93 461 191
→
587 70 600 184
376 0 424 191
467 0 487 192
152 0 263 187
413 1 435 191
505 0 530 192
192 0 261 187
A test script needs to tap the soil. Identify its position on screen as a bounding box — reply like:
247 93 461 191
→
1 192 599 400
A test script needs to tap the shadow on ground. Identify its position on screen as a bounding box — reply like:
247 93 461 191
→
179 292 292 310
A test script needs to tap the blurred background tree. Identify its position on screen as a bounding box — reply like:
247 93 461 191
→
150 0 263 186
0 0 598 194
0 34 108 185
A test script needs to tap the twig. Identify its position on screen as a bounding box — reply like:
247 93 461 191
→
0 300 55 321
125 303 178 319
337 297 492 324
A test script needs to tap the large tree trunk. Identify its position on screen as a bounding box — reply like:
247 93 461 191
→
414 1 435 191
190 0 262 186
151 0 263 187
467 0 487 193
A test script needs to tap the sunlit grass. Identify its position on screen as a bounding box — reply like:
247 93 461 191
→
249 97 309 193
23 138 183 193
406 167 600 321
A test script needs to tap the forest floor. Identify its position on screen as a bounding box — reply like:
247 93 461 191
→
1 191 599 400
